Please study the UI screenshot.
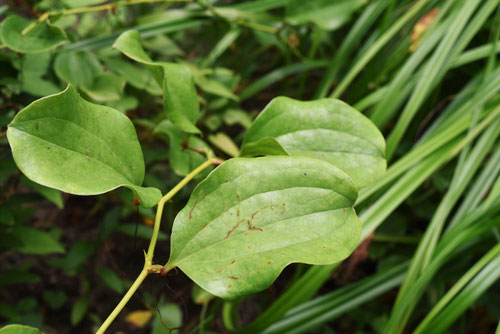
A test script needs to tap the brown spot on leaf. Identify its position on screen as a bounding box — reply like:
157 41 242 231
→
237 194 241 217
248 245 252 249
189 200 198 220
228 285 232 289
247 219 263 232
228 276 238 280
343 208 346 213
280 203 286 215
267 261 271 264
225 219 246 239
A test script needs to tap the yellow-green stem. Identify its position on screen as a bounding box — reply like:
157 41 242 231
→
96 268 148 334
96 157 220 333
146 158 218 262
21 0 191 35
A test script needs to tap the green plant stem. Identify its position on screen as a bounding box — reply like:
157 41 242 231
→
21 0 191 35
96 268 148 334
195 0 278 34
146 158 219 263
96 157 219 333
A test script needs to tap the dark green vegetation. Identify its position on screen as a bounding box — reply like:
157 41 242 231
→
1 0 500 333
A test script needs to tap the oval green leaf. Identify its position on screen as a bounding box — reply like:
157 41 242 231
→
242 97 386 188
7 85 161 207
0 325 43 334
0 15 67 53
54 51 102 89
167 156 361 298
113 30 200 134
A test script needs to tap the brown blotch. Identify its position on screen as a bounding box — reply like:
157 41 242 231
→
267 261 271 264
343 208 346 213
225 219 246 239
218 260 237 273
228 276 239 280
237 194 241 217
189 200 198 220
280 203 286 215
247 220 263 232
35 123 39 130
248 245 252 249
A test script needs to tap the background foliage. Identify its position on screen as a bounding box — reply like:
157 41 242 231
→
0 0 499 333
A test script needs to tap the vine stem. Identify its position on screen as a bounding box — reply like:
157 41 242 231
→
146 157 221 262
21 0 192 35
96 157 222 334
96 269 148 334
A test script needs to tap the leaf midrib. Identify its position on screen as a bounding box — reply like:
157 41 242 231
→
12 117 137 184
172 185 353 263
9 126 135 186
277 128 384 157
174 208 355 266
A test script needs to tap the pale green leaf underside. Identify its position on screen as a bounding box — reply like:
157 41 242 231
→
0 15 67 53
7 85 161 207
167 156 361 298
113 30 200 134
242 97 386 188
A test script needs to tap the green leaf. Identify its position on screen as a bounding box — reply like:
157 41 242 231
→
155 120 212 177
7 85 161 207
102 56 162 96
98 268 125 294
0 268 40 288
42 290 68 310
191 284 216 305
166 156 361 298
208 133 240 157
239 137 289 157
10 226 65 255
62 0 105 8
0 205 15 226
242 97 386 188
80 73 126 102
0 15 67 53
113 30 200 134
286 0 365 31
70 297 88 325
54 51 102 89
21 175 64 208
151 303 182 334
21 52 60 97
0 325 43 334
